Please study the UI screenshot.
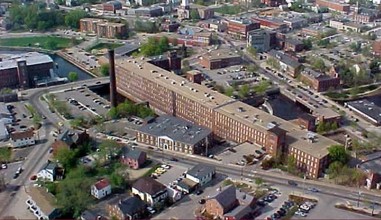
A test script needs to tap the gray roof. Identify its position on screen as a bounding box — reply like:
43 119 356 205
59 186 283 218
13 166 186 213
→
268 50 300 68
110 196 146 216
285 38 303 45
121 147 145 160
0 52 53 71
187 164 215 179
137 115 211 146
0 120 8 138
210 185 237 210
57 129 80 146
132 177 166 195
359 158 381 175
346 100 381 124
114 44 140 57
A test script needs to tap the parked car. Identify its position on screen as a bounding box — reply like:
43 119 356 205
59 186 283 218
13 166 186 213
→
196 190 204 195
199 199 206 204
170 157 178 161
288 180 298 186
295 211 307 217
1 163 7 169
308 187 319 192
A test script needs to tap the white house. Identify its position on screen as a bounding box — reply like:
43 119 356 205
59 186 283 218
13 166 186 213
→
10 129 35 148
91 178 111 199
132 177 168 206
186 164 215 186
37 161 59 182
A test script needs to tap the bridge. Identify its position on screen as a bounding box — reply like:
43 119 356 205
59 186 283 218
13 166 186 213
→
280 88 318 113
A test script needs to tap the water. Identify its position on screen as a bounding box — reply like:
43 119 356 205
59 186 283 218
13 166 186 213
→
0 50 93 80
51 54 92 80
263 94 308 121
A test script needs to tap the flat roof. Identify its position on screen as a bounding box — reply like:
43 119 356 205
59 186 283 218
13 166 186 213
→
115 57 338 158
346 100 381 124
137 115 212 145
0 52 53 71
201 49 241 61
27 186 57 215
268 50 300 68
313 107 341 119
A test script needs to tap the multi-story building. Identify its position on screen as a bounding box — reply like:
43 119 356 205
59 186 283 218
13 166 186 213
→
199 49 242 70
114 57 339 178
225 18 260 40
283 38 304 52
261 0 285 6
300 68 340 92
136 115 212 155
315 0 350 13
186 70 204 84
107 196 147 220
251 17 288 32
373 40 381 56
0 52 54 89
353 7 381 23
91 178 112 200
329 20 362 32
80 18 127 39
10 129 35 148
247 29 276 52
26 187 60 220
132 177 168 206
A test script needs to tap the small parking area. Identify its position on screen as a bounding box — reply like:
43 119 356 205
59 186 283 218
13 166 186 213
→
156 163 189 186
6 102 36 134
215 142 266 166
54 86 110 117
99 118 143 138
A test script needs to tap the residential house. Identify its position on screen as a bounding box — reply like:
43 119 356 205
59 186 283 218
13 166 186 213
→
37 161 64 182
52 129 90 156
10 129 35 148
80 210 107 220
205 185 257 220
91 178 112 200
267 50 302 77
132 177 168 206
107 196 147 220
26 186 60 220
358 152 381 190
185 164 215 186
120 147 147 169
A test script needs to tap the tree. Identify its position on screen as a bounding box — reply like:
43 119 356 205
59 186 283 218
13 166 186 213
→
247 46 257 57
327 161 343 179
45 39 58 50
140 37 170 56
253 80 270 95
238 84 250 98
56 167 93 218
54 147 77 171
328 144 349 164
190 9 200 20
110 172 126 189
247 64 258 73
108 107 118 119
302 39 313 50
0 88 12 95
266 57 280 70
68 71 78 82
65 9 87 29
225 87 234 97
100 63 110 76
98 140 120 161
312 58 326 72
350 42 361 52
0 147 12 163
287 155 297 174
255 178 264 186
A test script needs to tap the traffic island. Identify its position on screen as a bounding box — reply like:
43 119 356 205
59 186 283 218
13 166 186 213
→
335 203 380 217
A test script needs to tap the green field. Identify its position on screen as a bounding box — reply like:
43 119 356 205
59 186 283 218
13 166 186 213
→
0 36 79 50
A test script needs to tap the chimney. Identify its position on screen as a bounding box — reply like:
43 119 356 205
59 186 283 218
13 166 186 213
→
108 49 117 108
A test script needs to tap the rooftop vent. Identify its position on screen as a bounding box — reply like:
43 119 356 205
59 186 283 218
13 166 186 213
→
194 89 198 92
165 76 169 79
151 70 158 73
171 81 176 84
159 74 164 77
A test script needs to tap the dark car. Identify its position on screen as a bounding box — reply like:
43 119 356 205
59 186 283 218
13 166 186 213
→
22 114 27 118
288 180 298 186
170 157 178 161
257 200 266 207
13 173 19 179
198 199 206 204
196 190 204 195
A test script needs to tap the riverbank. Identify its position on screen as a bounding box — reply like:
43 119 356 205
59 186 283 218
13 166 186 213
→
56 51 98 78
325 84 381 102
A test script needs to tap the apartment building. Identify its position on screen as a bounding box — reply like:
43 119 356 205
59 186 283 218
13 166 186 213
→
329 20 362 32
225 18 260 40
80 18 127 39
247 29 276 52
267 50 302 77
114 57 339 178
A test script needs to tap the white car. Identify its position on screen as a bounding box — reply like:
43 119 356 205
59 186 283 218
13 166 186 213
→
1 163 7 169
295 211 307 217
161 164 170 169
147 207 156 214
300 205 310 211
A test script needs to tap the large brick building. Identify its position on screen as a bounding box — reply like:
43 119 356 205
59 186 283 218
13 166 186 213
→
114 57 339 178
80 18 127 39
0 52 54 89
300 68 340 92
199 49 242 70
225 18 260 40
261 0 285 7
315 0 350 13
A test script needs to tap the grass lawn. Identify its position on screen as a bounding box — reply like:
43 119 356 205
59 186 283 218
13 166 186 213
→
86 42 124 52
0 36 78 50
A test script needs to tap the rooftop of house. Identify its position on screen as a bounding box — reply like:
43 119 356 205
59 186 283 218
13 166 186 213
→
110 196 146 216
132 176 166 195
93 178 110 190
41 160 58 172
358 156 381 175
10 129 34 141
0 52 53 71
121 147 145 160
137 115 211 145
27 186 57 215
210 185 237 210
187 164 215 179
285 38 303 46
268 50 301 68
56 129 86 146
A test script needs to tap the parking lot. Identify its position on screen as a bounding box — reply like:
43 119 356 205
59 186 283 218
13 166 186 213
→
53 86 110 118
156 162 189 186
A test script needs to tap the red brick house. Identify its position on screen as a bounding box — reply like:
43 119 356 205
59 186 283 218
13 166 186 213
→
120 147 147 169
205 185 256 220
